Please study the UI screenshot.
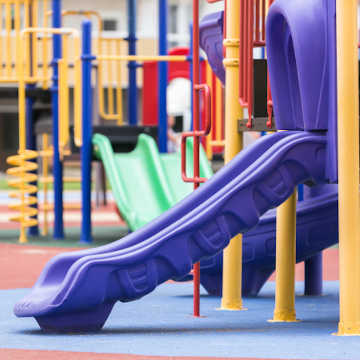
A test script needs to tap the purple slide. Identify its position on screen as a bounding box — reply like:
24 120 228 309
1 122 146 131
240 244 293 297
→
14 131 328 332
197 0 338 297
200 186 338 296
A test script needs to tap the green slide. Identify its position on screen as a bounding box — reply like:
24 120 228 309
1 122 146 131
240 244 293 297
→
93 133 213 231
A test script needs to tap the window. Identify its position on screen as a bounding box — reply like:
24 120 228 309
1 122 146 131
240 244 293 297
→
102 19 118 32
168 4 178 34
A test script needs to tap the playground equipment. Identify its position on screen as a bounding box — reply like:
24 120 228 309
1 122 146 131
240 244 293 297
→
4 0 224 245
14 130 328 332
11 0 360 338
6 24 81 243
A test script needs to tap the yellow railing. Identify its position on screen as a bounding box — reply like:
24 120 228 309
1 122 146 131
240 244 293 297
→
0 0 50 85
0 3 126 128
61 10 102 54
57 10 125 126
98 38 124 125
58 34 82 149
0 4 124 240
205 61 224 159
6 26 80 243
97 53 187 125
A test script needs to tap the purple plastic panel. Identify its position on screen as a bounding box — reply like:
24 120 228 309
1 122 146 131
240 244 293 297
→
266 0 335 131
199 11 225 83
266 0 337 180
200 185 338 296
14 131 327 332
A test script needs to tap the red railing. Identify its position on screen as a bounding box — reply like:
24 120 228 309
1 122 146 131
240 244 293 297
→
181 84 212 184
181 0 212 318
239 0 274 128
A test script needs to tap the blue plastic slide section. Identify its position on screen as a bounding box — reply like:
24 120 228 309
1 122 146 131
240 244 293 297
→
200 186 338 296
14 131 327 332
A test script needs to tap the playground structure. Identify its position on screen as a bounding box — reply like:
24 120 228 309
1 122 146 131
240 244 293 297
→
2 0 224 244
3 0 360 340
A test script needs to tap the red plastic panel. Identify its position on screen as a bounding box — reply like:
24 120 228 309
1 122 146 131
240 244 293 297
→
143 47 206 126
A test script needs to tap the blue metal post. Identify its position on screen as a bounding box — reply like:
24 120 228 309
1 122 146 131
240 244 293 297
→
26 84 39 236
80 21 94 243
51 0 64 239
298 184 304 201
303 185 323 296
158 0 168 152
127 0 138 125
304 252 323 296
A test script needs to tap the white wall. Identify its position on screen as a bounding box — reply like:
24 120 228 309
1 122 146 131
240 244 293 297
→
61 0 223 44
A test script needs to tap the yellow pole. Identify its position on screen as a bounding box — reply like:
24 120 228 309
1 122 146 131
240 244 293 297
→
5 0 11 78
205 61 213 159
0 3 3 78
115 39 123 125
336 0 360 336
42 0 50 89
18 37 27 244
24 0 31 78
74 37 82 147
14 0 21 78
221 0 244 311
215 77 222 144
42 134 49 236
271 190 297 322
107 40 115 118
97 55 187 62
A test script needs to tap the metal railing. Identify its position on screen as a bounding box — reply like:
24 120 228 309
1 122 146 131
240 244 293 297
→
6 26 80 243
239 0 274 129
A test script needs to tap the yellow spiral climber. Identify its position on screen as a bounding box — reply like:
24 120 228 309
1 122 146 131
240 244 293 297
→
6 150 38 244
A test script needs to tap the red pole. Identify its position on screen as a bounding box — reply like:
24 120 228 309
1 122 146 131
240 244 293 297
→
181 0 211 318
192 0 201 318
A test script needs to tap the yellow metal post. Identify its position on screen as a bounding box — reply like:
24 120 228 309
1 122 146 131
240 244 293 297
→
205 61 213 159
271 190 298 322
215 77 223 145
42 0 50 89
115 39 123 125
221 0 244 311
5 1 11 78
74 37 82 147
42 134 50 236
336 0 360 336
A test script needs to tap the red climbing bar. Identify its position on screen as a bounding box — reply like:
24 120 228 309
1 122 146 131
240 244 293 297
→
180 0 212 317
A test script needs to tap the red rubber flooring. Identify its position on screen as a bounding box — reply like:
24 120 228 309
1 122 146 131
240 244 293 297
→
0 243 79 289
0 349 310 360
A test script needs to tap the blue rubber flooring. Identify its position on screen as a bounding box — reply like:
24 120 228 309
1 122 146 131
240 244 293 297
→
1 281 359 359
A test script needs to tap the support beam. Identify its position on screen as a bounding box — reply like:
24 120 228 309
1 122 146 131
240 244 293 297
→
127 0 138 126
158 0 168 153
80 21 94 244
271 191 297 322
221 0 244 311
304 253 323 296
336 0 360 336
51 0 64 239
